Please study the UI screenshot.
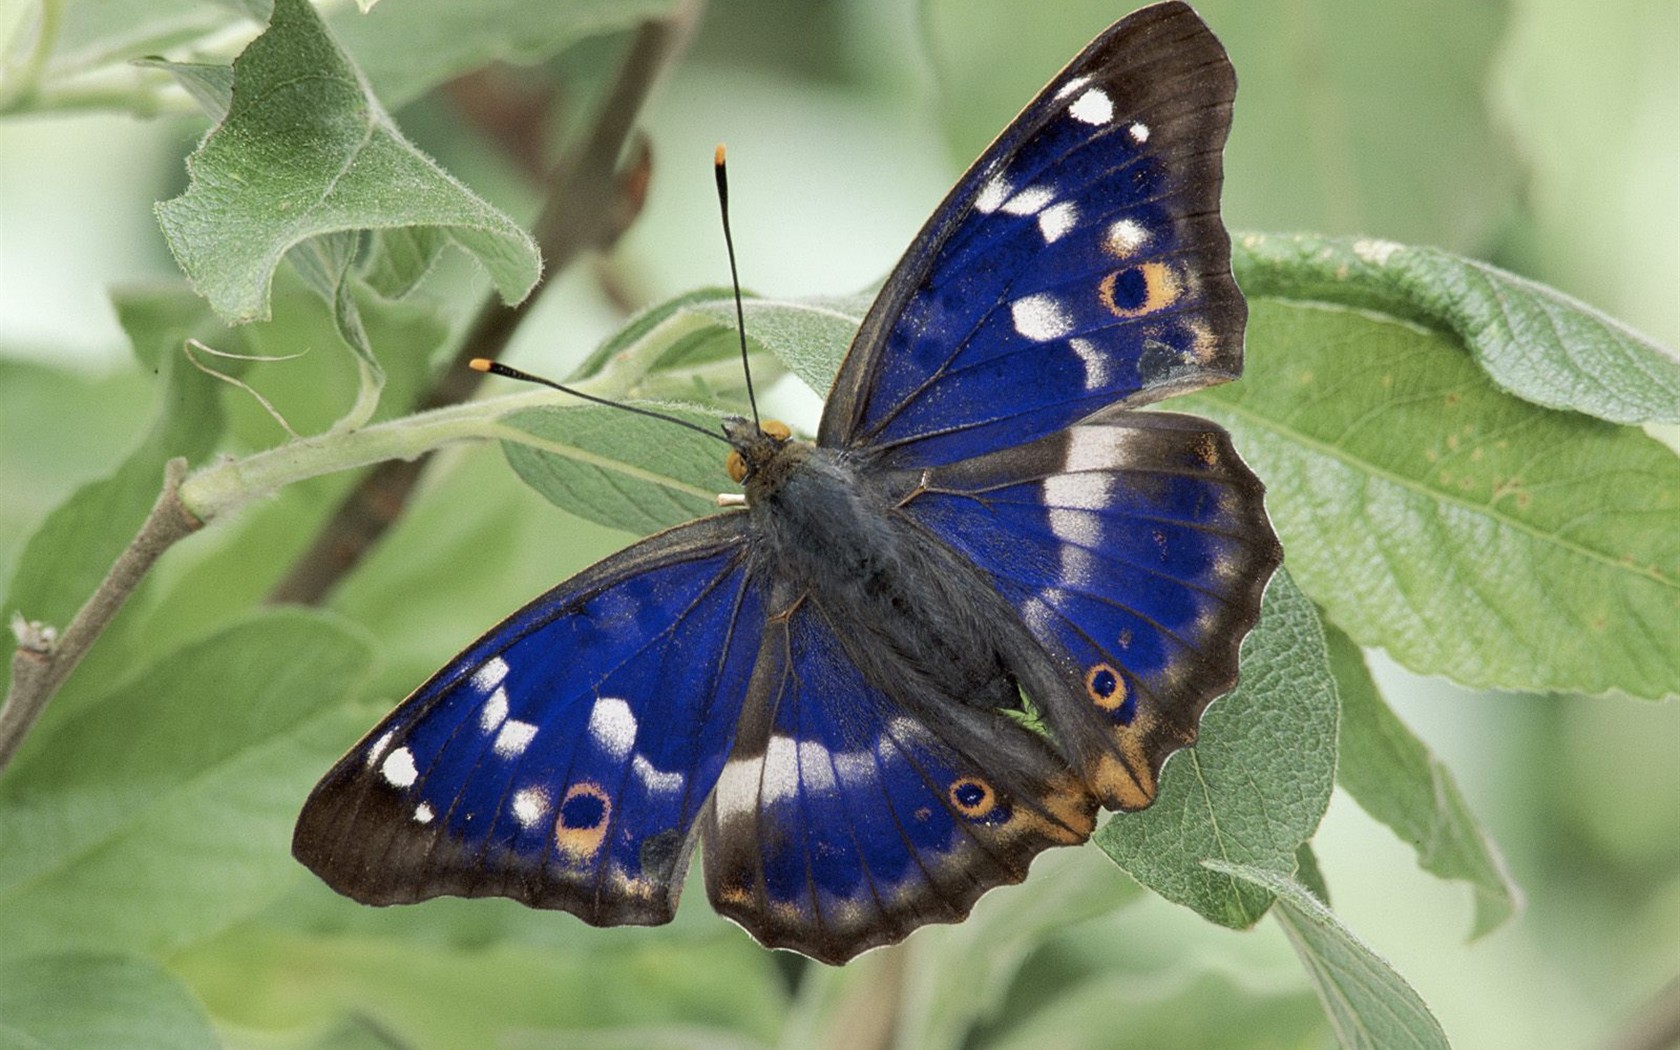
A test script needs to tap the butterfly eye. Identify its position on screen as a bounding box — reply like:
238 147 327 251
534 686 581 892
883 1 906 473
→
726 450 748 484
760 419 791 441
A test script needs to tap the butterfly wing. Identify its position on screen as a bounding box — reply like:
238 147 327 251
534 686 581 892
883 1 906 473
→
293 514 766 927
902 410 1281 811
819 1 1242 467
700 584 1095 964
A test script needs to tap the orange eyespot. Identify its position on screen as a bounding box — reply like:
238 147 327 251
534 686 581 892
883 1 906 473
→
1085 663 1127 711
726 450 748 484
761 419 791 441
948 776 997 819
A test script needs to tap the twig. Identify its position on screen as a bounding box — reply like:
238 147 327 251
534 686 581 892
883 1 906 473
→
1602 975 1680 1050
266 3 700 606
0 459 201 773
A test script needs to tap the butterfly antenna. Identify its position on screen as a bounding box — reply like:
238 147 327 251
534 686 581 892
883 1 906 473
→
714 144 762 429
469 359 730 445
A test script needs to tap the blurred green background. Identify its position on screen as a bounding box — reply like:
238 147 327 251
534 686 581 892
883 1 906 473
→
1 0 1677 1047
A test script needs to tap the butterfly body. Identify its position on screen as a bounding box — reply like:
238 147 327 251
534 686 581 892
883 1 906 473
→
296 2 1282 965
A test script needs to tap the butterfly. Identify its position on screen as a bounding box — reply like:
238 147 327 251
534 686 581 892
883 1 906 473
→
294 1 1281 965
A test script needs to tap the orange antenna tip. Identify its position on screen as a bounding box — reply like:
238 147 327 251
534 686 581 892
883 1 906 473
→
714 143 727 167
468 358 493 372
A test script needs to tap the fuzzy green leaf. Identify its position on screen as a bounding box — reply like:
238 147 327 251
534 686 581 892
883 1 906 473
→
1234 232 1680 425
172 912 787 1050
1326 621 1520 937
1185 299 1680 699
0 953 218 1050
0 612 372 959
1207 862 1451 1050
155 0 539 326
1 287 226 708
1095 570 1339 929
685 294 870 396
497 405 728 535
132 57 235 120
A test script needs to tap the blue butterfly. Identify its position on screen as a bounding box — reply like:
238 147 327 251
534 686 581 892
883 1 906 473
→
294 1 1281 964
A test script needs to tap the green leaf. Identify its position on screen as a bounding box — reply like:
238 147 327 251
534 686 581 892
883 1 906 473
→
155 0 540 326
1326 620 1520 937
1294 841 1332 906
1185 299 1680 699
571 289 867 403
496 405 726 535
685 294 870 396
1095 570 1339 929
1206 862 1452 1050
132 57 235 120
982 967 1325 1050
325 0 678 111
172 914 787 1050
1 287 225 706
1233 232 1680 425
0 359 152 590
360 227 450 300
0 953 218 1050
0 611 373 959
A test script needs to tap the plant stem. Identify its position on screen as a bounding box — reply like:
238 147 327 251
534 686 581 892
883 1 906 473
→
0 459 200 773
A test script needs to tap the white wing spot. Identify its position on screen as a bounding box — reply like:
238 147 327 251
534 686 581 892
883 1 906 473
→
1128 121 1150 143
511 787 550 827
633 754 685 794
479 686 508 732
797 740 837 796
762 735 798 804
1011 294 1073 342
1105 218 1150 257
366 729 395 770
493 719 537 758
1038 201 1078 243
1054 74 1091 100
1064 425 1135 472
1069 337 1112 389
381 746 418 788
714 757 759 822
471 656 509 693
586 696 637 760
413 802 434 824
975 175 1011 214
1001 185 1054 216
1070 87 1115 125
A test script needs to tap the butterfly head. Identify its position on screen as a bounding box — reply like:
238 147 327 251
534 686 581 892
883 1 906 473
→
723 417 802 499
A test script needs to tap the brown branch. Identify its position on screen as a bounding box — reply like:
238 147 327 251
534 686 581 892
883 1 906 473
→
0 459 202 773
267 3 700 606
1602 975 1680 1050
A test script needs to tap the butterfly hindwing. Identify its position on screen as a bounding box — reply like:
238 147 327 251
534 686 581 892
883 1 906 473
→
820 1 1243 467
700 586 1095 964
902 410 1281 811
293 515 766 926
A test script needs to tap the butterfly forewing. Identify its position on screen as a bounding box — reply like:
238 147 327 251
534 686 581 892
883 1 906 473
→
293 516 764 926
820 1 1243 466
